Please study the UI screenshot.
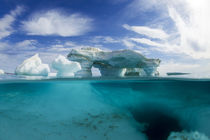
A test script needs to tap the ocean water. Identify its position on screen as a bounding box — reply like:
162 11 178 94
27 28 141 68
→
0 77 210 140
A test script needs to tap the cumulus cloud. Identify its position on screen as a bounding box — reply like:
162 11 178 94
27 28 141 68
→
0 6 23 39
22 10 93 37
123 24 169 39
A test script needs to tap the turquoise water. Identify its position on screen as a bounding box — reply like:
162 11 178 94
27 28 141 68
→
0 78 210 140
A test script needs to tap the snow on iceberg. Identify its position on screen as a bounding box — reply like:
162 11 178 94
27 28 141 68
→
167 131 210 140
15 54 50 76
0 69 4 75
52 55 81 77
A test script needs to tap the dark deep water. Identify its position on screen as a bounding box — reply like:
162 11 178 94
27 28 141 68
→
0 78 210 140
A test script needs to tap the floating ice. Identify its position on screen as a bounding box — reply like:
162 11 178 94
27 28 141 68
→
15 54 50 76
67 47 160 77
168 131 210 140
0 69 4 75
52 55 81 77
48 72 57 77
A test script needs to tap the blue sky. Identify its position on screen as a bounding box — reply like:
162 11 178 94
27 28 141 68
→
0 0 210 77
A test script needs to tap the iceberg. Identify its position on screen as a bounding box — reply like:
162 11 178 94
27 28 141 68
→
167 131 210 140
124 68 147 76
67 47 160 77
52 55 81 77
167 72 190 76
0 69 4 75
15 54 50 76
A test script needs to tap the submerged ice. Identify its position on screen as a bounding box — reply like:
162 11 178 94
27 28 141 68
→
0 79 210 140
90 80 210 140
0 80 147 140
168 131 210 140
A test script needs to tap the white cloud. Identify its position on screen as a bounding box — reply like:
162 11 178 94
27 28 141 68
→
0 42 9 51
167 0 210 59
0 40 37 56
0 39 111 73
64 41 91 49
130 38 164 47
91 36 120 44
16 40 37 49
48 44 70 52
129 37 183 54
8 40 37 52
122 39 136 48
158 61 199 75
64 40 111 51
0 6 23 39
65 41 77 47
128 0 161 11
0 40 67 73
120 0 210 76
22 10 93 37
123 24 169 39
123 0 210 59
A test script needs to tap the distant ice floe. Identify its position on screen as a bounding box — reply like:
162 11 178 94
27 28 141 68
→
0 69 4 75
15 54 50 76
52 55 81 77
168 131 210 140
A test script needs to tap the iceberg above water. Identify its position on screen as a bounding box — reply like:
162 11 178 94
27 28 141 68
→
67 47 160 77
0 69 4 75
15 54 50 76
167 72 190 76
52 55 81 77
13 48 161 78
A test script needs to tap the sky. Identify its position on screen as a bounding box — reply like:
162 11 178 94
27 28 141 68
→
0 0 210 77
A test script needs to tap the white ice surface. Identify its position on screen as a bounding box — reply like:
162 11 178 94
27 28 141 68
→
15 54 50 76
0 69 4 75
52 55 81 77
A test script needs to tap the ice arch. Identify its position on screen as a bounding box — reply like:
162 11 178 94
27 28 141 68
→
67 48 160 77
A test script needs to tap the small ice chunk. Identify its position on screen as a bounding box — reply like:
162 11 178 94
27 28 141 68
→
167 131 210 140
48 72 57 77
15 54 50 76
0 69 4 75
52 55 81 77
